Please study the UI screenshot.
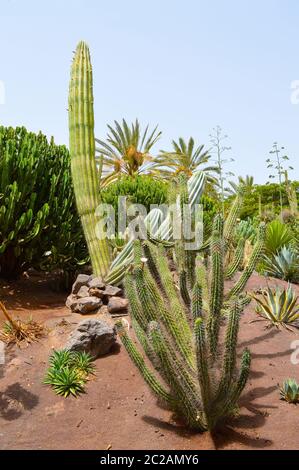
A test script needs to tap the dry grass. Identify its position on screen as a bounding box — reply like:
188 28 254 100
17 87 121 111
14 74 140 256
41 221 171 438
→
0 301 46 346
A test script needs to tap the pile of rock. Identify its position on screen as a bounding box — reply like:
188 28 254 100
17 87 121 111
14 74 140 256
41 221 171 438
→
66 274 128 316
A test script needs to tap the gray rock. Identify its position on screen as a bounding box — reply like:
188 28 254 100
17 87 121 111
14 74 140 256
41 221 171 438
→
103 285 122 297
66 294 79 309
88 277 105 290
107 296 129 314
72 274 91 295
72 296 103 314
65 319 117 358
77 285 90 298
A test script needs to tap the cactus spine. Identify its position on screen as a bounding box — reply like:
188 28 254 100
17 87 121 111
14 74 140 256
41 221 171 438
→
68 42 111 278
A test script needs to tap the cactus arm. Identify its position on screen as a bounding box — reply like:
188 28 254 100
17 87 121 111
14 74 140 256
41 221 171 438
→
208 214 224 356
116 322 176 407
194 318 211 427
191 283 203 320
216 300 242 399
225 238 245 280
148 322 206 430
223 191 243 242
227 224 265 300
69 41 111 278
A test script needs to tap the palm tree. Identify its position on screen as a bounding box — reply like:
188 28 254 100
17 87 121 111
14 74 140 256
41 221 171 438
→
95 119 161 187
155 137 218 182
228 175 255 195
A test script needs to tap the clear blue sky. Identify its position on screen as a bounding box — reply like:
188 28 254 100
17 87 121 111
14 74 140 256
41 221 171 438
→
1 0 298 183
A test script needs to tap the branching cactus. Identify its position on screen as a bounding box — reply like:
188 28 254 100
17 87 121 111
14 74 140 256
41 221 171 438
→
68 41 111 278
116 211 261 430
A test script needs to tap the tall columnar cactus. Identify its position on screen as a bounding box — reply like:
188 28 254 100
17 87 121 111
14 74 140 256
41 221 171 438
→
69 42 111 278
117 208 260 430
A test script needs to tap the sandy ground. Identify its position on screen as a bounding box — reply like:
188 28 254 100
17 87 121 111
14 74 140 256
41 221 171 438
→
0 273 299 450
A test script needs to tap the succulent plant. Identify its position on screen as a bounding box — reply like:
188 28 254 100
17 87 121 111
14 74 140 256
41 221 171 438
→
263 246 299 283
280 379 299 404
253 285 299 329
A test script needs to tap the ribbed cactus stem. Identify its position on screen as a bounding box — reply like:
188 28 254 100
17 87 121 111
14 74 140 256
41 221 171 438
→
116 321 176 406
217 300 241 398
194 318 211 425
148 322 204 430
227 223 265 299
208 214 224 355
223 191 243 242
180 270 191 307
225 238 245 280
191 283 203 320
69 41 111 278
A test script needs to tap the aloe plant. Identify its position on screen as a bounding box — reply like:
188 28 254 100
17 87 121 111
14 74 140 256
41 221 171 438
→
280 379 299 404
69 41 112 279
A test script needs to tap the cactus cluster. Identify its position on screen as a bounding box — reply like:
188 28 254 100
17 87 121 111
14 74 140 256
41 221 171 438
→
117 202 265 430
0 126 87 280
68 41 111 279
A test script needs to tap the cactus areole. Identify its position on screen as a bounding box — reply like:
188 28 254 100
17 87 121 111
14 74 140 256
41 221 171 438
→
68 42 111 278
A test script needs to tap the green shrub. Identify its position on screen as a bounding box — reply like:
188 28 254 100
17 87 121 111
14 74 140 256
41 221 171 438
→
100 175 169 220
0 126 87 281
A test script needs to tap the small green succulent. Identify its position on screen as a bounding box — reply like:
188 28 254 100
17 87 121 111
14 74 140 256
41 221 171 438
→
69 351 95 376
44 367 86 398
253 285 299 329
280 379 299 404
44 349 95 398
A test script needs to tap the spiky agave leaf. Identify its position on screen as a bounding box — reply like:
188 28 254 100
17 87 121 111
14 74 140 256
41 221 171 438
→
253 285 299 328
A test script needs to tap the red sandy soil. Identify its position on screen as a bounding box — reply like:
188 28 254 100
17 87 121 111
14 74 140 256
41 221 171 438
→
0 272 299 450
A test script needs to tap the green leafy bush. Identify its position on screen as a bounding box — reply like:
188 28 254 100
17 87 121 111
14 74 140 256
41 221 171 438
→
100 175 169 220
0 126 87 281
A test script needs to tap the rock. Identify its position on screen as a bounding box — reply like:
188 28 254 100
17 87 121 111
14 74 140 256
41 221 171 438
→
72 296 103 314
107 296 129 314
72 274 91 295
103 285 122 297
77 285 90 298
89 287 105 299
65 319 117 358
66 294 78 309
88 277 105 290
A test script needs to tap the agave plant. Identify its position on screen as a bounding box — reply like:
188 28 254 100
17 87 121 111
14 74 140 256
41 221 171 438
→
155 137 218 182
252 285 299 329
95 119 161 187
263 246 299 283
280 379 299 404
264 219 294 256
